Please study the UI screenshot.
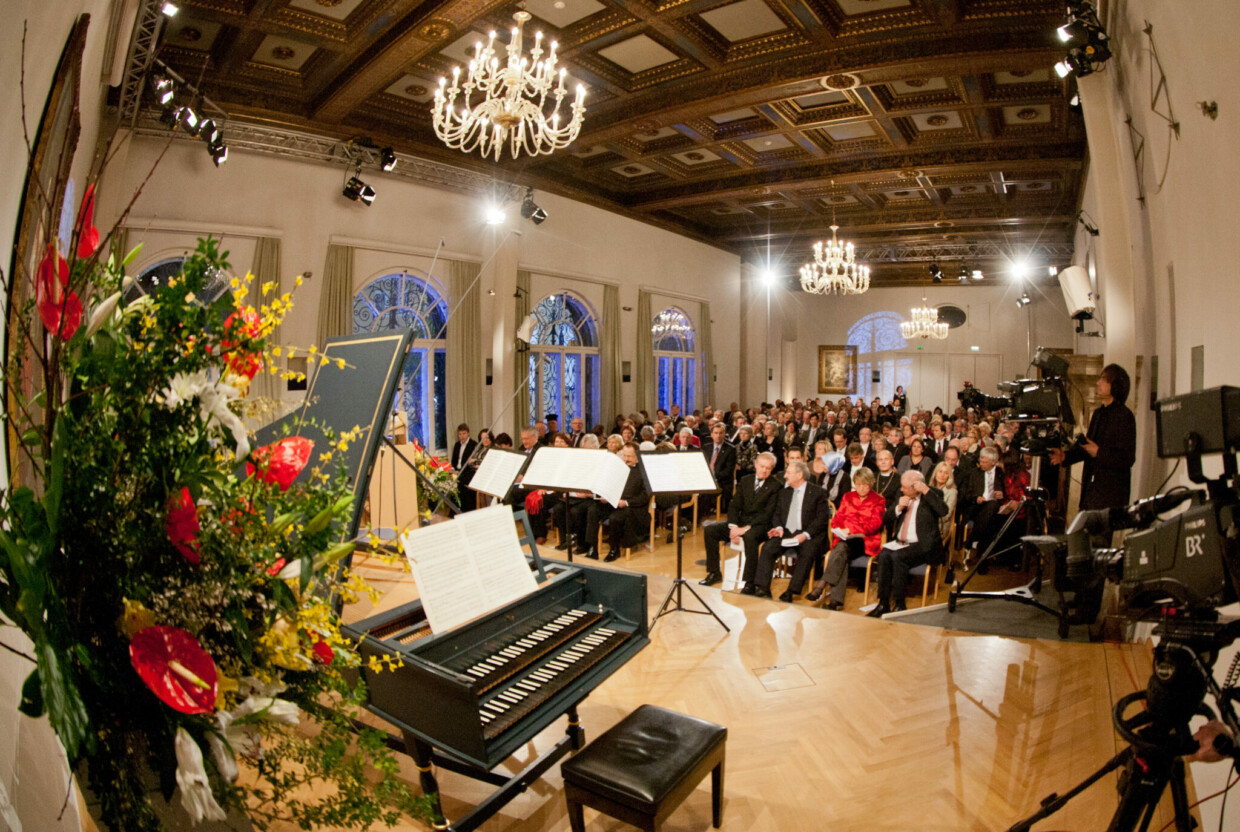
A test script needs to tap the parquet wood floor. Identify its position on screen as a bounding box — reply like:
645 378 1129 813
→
324 524 1202 832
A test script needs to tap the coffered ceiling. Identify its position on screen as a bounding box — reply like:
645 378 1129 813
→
155 0 1084 286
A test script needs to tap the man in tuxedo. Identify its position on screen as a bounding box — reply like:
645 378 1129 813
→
868 471 948 615
744 461 830 600
798 413 822 456
928 421 949 461
701 423 736 516
568 416 586 447
856 426 877 470
585 443 651 562
452 423 479 512
959 447 1003 533
699 452 779 587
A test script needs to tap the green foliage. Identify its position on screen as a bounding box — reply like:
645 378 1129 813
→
1 236 423 830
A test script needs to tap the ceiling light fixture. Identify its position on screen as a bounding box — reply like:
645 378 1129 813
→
485 204 506 225
520 187 548 225
900 299 949 340
972 268 985 280
799 222 869 295
958 265 970 282
929 263 943 283
431 11 587 162
379 147 397 171
161 2 179 17
1016 292 1033 308
1053 0 1112 78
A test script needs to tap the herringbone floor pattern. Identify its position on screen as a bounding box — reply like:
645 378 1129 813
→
324 527 1196 832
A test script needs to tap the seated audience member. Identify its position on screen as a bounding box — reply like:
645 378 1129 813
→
821 445 857 508
673 425 701 449
744 461 830 600
970 451 1031 564
930 461 957 542
700 452 780 587
701 422 737 515
959 446 1003 534
524 432 571 543
552 435 600 551
897 437 934 479
734 425 759 477
452 423 480 512
872 448 901 536
584 442 651 562
868 471 948 616
492 433 513 449
807 467 887 609
606 433 625 453
809 440 833 484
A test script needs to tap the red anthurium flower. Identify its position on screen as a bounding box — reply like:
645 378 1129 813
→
309 636 334 665
129 626 218 714
35 242 82 339
246 436 315 491
166 487 201 564
266 557 287 577
222 308 263 380
77 183 99 259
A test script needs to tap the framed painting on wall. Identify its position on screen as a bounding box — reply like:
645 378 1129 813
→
817 345 857 395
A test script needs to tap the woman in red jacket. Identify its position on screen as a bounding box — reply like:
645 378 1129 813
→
806 467 886 609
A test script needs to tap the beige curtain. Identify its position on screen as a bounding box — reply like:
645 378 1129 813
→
601 284 621 431
634 289 653 416
513 270 531 431
447 259 484 434
316 244 353 345
249 237 281 401
699 301 712 412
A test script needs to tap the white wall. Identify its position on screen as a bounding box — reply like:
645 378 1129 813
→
784 283 1075 410
108 139 743 433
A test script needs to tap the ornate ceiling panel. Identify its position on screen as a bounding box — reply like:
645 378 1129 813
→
156 0 1083 286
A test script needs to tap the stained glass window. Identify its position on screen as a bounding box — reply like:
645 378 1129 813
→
527 292 600 429
125 257 230 306
652 307 697 414
847 311 908 355
354 271 449 451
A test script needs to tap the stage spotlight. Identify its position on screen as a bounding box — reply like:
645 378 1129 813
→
1011 258 1032 280
200 119 220 144
1016 292 1032 308
971 269 985 280
1048 265 1059 277
159 104 178 127
209 143 228 167
520 187 548 225
958 265 969 282
1054 60 1072 78
178 106 200 135
379 147 397 171
485 204 506 225
153 74 175 105
1069 93 1081 108
343 176 376 206
162 2 179 16
761 267 779 286
929 264 942 283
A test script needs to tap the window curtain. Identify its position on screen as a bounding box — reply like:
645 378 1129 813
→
248 237 281 401
602 283 621 431
447 259 483 434
634 290 653 417
699 300 712 411
316 244 353 345
514 270 531 431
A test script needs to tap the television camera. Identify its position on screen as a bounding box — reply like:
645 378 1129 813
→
1006 386 1240 832
957 347 1076 456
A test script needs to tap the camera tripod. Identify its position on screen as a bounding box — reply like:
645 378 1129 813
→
1007 618 1240 831
948 456 1071 634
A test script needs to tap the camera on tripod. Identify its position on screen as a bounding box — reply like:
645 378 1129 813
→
956 347 1076 456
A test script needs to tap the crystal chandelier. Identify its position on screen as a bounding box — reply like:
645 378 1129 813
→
652 310 692 338
799 225 870 295
900 300 949 340
431 11 586 162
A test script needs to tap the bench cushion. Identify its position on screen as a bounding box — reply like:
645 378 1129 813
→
561 705 726 812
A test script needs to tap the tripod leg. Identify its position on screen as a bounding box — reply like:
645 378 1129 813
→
1107 753 1171 832
1166 759 1196 832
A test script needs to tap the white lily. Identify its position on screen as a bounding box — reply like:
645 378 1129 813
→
174 727 227 824
159 371 251 459
84 291 122 339
205 729 239 783
216 694 301 760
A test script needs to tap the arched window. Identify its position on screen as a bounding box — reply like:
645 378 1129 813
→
847 311 911 403
354 271 449 451
124 256 231 306
527 293 600 430
652 307 696 414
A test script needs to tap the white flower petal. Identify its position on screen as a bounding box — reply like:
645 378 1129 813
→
174 727 228 824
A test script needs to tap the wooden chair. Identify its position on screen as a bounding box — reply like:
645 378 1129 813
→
908 519 955 607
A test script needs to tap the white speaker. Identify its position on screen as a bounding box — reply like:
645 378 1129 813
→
1058 265 1095 319
515 313 536 343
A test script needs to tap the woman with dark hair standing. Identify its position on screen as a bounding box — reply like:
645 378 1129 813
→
1049 363 1137 511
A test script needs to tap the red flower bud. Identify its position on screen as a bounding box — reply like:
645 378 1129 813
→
129 626 218 715
77 183 99 259
246 436 314 491
35 242 81 339
165 487 201 564
222 307 263 380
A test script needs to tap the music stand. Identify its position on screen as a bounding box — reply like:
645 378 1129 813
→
518 447 632 564
641 452 729 633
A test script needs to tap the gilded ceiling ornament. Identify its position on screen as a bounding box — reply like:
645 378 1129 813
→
405 84 428 97
820 73 858 90
904 78 927 88
685 151 705 161
272 46 296 60
623 165 642 174
1017 107 1039 120
418 20 452 40
899 168 920 178
180 27 202 43
1009 69 1032 78
959 185 977 192
315 0 343 6
927 114 948 126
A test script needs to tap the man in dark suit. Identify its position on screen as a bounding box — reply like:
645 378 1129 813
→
799 413 822 456
585 443 651 562
958 447 1003 535
743 461 830 600
567 416 587 447
699 452 779 586
856 426 877 470
701 422 736 516
927 421 950 462
868 471 948 615
451 423 480 512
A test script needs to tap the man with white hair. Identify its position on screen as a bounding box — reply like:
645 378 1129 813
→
674 425 701 448
744 460 830 600
868 471 947 616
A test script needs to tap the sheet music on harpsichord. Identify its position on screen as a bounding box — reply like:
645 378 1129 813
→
519 447 631 507
400 504 539 634
468 449 528 498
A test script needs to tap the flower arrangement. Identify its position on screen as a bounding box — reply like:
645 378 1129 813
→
407 438 458 518
1 183 425 829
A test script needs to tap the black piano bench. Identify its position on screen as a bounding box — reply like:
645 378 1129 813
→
561 704 726 832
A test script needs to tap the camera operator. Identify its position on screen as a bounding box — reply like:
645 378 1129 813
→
1048 364 1137 522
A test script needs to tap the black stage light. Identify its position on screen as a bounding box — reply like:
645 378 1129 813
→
379 147 397 171
520 187 548 225
210 143 228 167
200 119 221 145
159 105 178 127
153 74 175 105
179 106 200 136
929 263 942 283
958 265 970 282
343 175 376 206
